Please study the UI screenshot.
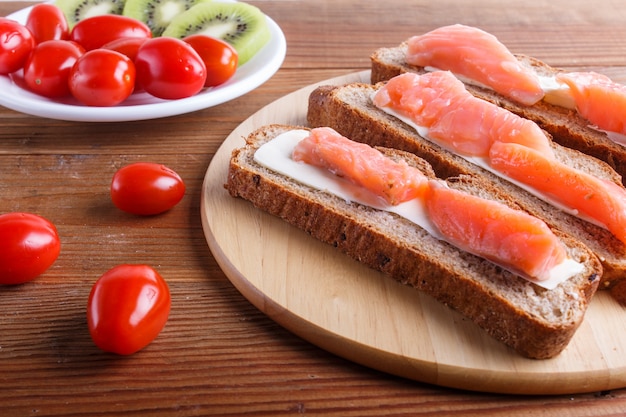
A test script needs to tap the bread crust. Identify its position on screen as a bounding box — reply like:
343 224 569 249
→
226 124 601 359
370 43 626 186
306 82 626 292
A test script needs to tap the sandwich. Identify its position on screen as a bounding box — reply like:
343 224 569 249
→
226 123 601 359
306 76 626 304
369 24 626 185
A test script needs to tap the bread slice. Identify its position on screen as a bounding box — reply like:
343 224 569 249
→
370 42 626 185
226 124 601 359
306 83 626 297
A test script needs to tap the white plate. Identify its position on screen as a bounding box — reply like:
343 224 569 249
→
0 4 287 122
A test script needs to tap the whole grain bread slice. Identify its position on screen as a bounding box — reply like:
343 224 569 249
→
226 124 601 359
306 83 626 298
370 42 626 184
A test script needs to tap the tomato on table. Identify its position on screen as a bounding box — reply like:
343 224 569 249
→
184 34 238 87
23 40 85 98
25 3 70 44
111 162 186 216
70 14 152 51
87 264 171 355
68 49 136 106
0 212 61 285
134 37 206 99
0 18 35 74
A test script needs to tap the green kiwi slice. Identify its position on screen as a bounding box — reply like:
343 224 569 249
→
122 0 212 36
55 0 127 27
162 2 271 66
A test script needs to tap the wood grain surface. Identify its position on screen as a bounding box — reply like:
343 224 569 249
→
2 1 626 415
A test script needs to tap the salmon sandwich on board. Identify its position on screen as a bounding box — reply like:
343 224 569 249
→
225 124 601 359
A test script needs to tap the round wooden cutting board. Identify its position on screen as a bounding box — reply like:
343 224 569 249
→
200 71 626 395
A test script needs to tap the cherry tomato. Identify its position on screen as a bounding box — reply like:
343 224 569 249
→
184 34 238 87
25 3 70 44
0 212 61 285
0 18 35 74
87 264 171 355
23 40 85 98
68 49 135 106
70 14 151 51
101 36 147 62
135 37 206 99
111 162 186 216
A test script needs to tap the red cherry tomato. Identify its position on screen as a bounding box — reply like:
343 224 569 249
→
68 49 135 106
0 212 61 285
23 40 85 98
111 162 186 215
0 18 35 74
101 36 147 62
135 37 206 99
87 264 171 355
70 14 151 51
184 34 238 87
25 3 70 44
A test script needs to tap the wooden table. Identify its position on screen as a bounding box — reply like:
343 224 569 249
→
2 0 626 415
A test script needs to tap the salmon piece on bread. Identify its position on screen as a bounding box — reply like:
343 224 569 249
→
423 180 569 281
405 24 545 106
292 126 430 205
226 124 601 359
372 71 554 157
557 71 626 136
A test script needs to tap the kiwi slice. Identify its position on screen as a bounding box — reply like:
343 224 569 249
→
122 0 212 36
162 2 271 66
55 0 126 27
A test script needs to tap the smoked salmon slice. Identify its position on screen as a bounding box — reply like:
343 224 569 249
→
292 127 429 205
293 127 567 281
373 72 554 158
425 180 566 280
406 24 545 106
557 71 626 135
489 141 626 245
